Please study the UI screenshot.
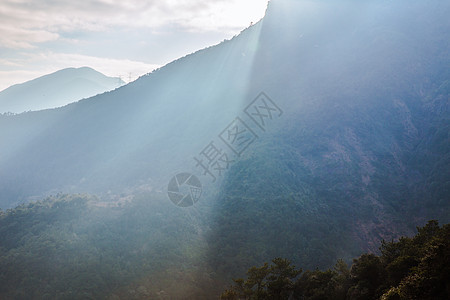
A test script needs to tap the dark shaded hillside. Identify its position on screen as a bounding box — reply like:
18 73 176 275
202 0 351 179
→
0 194 215 299
204 0 450 280
0 195 447 299
220 220 450 300
0 0 448 297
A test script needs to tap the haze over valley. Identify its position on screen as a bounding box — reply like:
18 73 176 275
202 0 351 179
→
0 0 449 299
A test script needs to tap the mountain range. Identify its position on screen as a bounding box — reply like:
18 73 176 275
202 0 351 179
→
0 0 449 298
0 67 124 113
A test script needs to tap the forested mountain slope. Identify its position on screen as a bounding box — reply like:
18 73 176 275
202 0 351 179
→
0 0 448 298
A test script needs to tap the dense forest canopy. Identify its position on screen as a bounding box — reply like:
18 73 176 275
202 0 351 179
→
220 220 450 300
0 0 449 299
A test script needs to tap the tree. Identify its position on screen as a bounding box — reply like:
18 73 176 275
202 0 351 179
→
267 258 302 299
347 254 385 300
221 221 449 300
220 258 301 299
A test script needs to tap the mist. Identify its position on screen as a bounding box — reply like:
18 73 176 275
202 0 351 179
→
0 0 449 298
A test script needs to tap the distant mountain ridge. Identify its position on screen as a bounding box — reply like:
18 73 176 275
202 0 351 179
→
0 1 448 294
0 67 124 113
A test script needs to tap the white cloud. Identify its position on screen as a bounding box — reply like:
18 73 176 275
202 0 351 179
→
0 0 268 49
0 26 59 49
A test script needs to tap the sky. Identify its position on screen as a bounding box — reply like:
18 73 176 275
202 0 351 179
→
0 0 270 91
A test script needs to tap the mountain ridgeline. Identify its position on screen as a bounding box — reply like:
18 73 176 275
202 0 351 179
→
0 67 124 113
0 0 449 298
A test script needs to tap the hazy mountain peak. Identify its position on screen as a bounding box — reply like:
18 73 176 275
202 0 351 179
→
0 67 125 113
